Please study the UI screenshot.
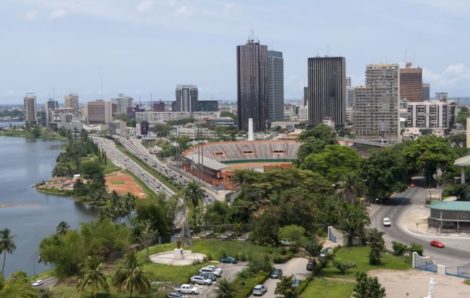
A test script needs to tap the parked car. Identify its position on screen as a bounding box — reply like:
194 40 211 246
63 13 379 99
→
176 284 199 295
430 240 445 248
190 275 213 285
199 265 223 277
32 280 44 287
270 269 283 279
199 272 217 281
219 256 238 264
383 217 392 227
319 247 333 258
306 260 315 271
252 284 268 296
167 291 185 298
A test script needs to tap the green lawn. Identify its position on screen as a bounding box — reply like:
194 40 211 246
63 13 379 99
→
301 279 355 298
104 158 121 174
143 262 207 284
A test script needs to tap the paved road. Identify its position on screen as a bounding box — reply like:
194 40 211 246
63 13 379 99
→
191 262 247 298
33 277 58 289
249 258 309 298
372 187 470 266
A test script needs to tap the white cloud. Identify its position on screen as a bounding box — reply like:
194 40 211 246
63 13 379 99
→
413 0 470 13
136 0 153 13
423 64 470 94
49 8 68 19
22 10 38 20
173 5 192 17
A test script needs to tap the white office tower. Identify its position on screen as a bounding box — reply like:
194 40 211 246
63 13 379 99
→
248 118 254 141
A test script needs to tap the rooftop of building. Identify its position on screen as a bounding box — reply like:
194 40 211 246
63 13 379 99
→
429 201 470 212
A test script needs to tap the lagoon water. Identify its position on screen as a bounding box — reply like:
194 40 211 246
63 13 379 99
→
0 136 97 277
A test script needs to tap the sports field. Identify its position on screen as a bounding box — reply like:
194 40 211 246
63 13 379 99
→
105 171 146 199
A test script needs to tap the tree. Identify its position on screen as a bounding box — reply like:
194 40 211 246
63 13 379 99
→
182 181 205 227
76 256 109 297
204 201 232 226
334 260 356 275
215 278 236 298
56 221 70 236
338 203 370 246
275 275 298 298
278 225 306 249
361 147 407 201
299 123 336 142
297 124 337 165
113 253 151 298
367 229 385 265
0 229 16 274
335 173 363 203
0 271 36 298
353 272 385 298
408 243 423 256
139 220 157 259
151 123 172 137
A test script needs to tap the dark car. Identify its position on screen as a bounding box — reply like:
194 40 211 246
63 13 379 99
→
270 269 283 279
167 291 184 298
219 256 238 264
306 260 316 271
199 272 217 281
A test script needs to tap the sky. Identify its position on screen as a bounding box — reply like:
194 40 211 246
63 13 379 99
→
1 0 470 104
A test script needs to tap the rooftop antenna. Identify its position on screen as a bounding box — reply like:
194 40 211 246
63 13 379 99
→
249 28 255 43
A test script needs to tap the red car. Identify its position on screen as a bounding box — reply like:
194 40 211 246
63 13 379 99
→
430 240 445 248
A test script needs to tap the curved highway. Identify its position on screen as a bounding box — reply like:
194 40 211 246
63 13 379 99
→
372 187 470 266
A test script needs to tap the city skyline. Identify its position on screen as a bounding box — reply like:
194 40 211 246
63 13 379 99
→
1 0 470 103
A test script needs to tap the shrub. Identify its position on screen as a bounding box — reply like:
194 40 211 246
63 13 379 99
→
408 243 423 256
248 255 272 274
334 260 356 275
392 241 407 256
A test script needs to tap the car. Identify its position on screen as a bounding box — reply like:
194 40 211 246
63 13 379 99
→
430 240 445 248
383 217 392 227
306 260 316 271
167 291 185 298
252 284 268 296
190 275 213 285
319 247 333 258
219 256 238 264
270 269 283 279
199 265 223 277
32 279 44 287
176 284 199 295
199 272 217 281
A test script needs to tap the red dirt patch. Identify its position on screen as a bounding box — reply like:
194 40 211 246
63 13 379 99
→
106 172 146 199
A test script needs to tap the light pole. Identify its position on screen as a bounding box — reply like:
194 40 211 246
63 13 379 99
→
375 198 379 230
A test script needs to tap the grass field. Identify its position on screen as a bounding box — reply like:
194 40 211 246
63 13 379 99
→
301 279 355 298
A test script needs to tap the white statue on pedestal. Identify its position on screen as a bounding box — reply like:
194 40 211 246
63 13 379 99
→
423 278 437 298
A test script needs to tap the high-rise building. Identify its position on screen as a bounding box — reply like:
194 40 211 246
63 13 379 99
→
23 94 37 124
197 100 219 111
400 63 422 102
112 94 134 115
422 83 430 101
237 39 268 131
64 94 80 113
85 100 113 124
175 85 198 112
267 50 284 122
153 101 166 112
47 99 59 110
303 87 309 106
353 64 400 142
407 100 456 129
307 57 346 127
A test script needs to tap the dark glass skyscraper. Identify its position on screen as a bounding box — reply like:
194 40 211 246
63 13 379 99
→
267 50 284 122
175 85 198 112
237 39 268 131
307 57 346 127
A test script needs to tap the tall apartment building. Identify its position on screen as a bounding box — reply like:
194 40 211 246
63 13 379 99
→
112 94 134 115
353 64 400 142
175 85 198 112
267 50 284 122
46 99 59 110
23 94 37 124
307 57 346 128
237 39 268 131
64 94 80 113
303 87 309 106
422 83 430 101
400 63 422 102
407 100 456 129
86 100 113 124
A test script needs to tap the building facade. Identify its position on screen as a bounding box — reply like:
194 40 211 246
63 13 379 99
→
135 111 220 124
112 94 134 115
307 57 346 128
353 64 400 143
23 94 37 124
407 100 456 129
47 99 59 110
237 39 268 131
64 94 80 114
197 100 219 111
267 50 284 122
400 63 422 102
422 83 430 101
175 85 198 112
86 100 113 124
153 101 166 112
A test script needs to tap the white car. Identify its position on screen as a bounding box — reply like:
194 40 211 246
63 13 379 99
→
252 284 267 296
176 284 199 295
199 265 223 277
383 217 392 227
190 275 213 285
32 279 44 287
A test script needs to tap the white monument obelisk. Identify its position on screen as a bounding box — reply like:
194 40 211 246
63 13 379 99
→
248 118 254 141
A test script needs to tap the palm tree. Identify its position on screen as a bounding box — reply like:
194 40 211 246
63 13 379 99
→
113 253 151 298
182 181 205 227
216 278 236 298
76 256 109 297
0 228 16 274
338 203 370 246
56 221 70 235
140 220 157 259
335 174 362 203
